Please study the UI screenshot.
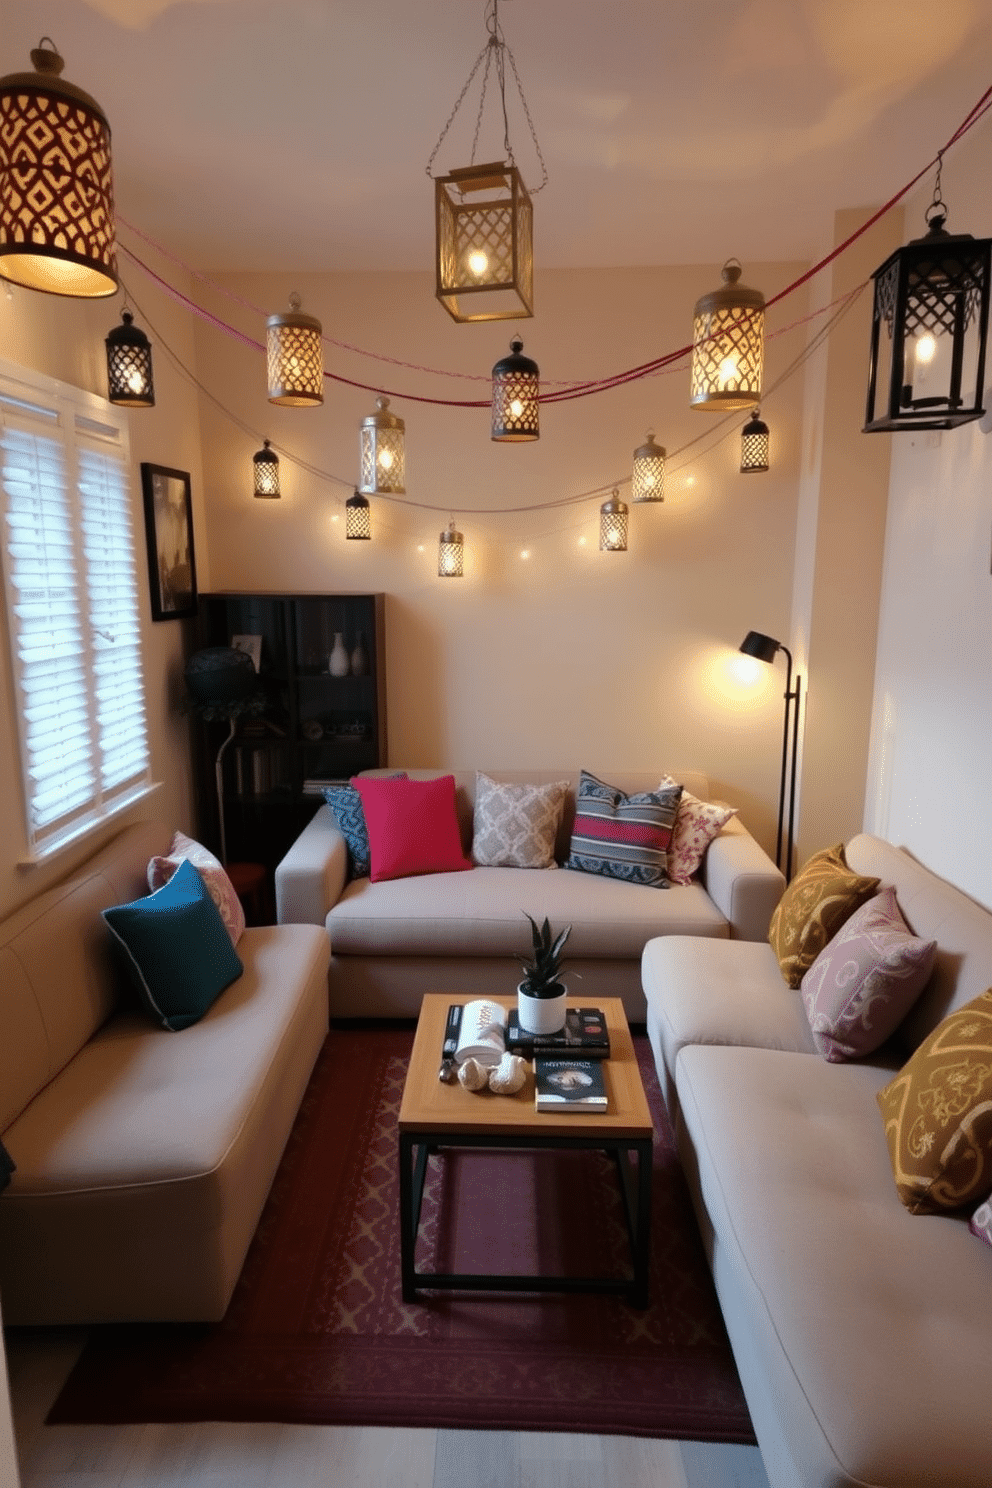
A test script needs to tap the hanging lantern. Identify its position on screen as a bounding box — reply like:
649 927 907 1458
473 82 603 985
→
438 521 464 577
631 431 666 502
599 490 628 551
359 396 406 494
252 440 280 499
346 490 371 540
0 39 118 298
740 410 770 473
864 190 991 433
435 162 534 323
266 292 323 406
105 309 154 408
690 259 765 411
491 338 539 442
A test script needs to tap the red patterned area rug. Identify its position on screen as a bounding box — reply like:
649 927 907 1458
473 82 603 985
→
48 1027 755 1443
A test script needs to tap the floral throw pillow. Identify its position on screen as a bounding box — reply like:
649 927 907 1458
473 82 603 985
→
472 773 570 869
800 885 937 1061
659 776 736 885
768 843 880 988
148 830 246 946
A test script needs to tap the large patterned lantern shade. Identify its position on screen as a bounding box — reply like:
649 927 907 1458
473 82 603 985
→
436 161 533 323
691 260 764 410
0 39 118 298
359 397 406 495
491 338 539 442
266 293 323 406
864 209 991 432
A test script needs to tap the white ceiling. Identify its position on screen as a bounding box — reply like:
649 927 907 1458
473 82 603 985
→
4 0 992 277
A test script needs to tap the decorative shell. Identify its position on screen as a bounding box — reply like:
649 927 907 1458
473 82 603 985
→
457 1057 490 1092
488 1052 527 1096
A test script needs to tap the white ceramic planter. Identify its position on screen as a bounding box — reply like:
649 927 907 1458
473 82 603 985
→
517 982 567 1035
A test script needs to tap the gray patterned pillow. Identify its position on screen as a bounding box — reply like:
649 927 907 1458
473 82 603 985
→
471 773 570 869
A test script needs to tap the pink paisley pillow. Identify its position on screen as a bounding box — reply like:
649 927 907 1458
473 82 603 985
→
800 885 936 1062
148 831 246 946
970 1196 992 1247
659 778 736 885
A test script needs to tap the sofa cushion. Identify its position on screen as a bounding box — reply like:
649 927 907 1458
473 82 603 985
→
800 885 937 1062
660 780 737 885
147 830 246 945
876 988 992 1214
353 774 472 883
471 772 570 869
102 859 244 1032
768 843 880 988
566 770 682 887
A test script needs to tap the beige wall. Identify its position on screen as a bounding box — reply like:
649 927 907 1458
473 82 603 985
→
192 260 812 855
0 252 204 917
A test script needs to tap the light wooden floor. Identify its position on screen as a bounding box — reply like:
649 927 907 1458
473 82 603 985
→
5 1327 770 1488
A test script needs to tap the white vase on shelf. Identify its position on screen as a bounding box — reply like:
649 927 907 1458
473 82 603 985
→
350 632 368 676
328 633 349 677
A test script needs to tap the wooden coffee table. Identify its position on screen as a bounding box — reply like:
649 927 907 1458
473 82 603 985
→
398 994 653 1307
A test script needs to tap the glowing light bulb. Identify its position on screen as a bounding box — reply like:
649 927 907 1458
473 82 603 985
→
378 448 394 470
915 332 937 365
509 397 524 418
127 369 144 394
520 549 530 560
718 354 739 390
468 249 489 278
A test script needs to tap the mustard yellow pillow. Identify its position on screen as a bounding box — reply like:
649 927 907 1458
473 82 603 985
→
768 843 879 988
877 989 992 1215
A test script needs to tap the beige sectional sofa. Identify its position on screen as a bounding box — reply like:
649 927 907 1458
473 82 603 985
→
0 820 330 1326
275 767 785 1021
643 833 992 1488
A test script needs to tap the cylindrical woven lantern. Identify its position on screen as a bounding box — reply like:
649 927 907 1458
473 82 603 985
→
359 396 406 494
631 431 666 502
266 293 323 406
105 310 154 407
491 338 539 442
346 490 371 539
740 410 770 473
252 440 280 498
0 39 118 298
438 521 464 577
599 490 628 551
435 161 534 323
690 260 765 410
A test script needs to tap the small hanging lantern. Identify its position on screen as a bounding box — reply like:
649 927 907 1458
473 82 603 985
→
690 259 765 411
346 490 371 539
105 309 154 407
359 396 406 494
0 38 118 298
435 162 534 323
599 489 628 552
631 431 666 502
266 292 323 406
491 338 539 442
438 521 464 577
864 174 991 432
252 440 280 498
740 409 770 473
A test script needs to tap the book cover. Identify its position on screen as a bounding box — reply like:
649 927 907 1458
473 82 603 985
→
507 1007 610 1059
534 1057 608 1112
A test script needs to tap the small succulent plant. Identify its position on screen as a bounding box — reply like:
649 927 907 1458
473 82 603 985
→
518 912 572 998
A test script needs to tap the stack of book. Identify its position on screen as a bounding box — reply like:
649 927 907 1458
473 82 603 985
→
506 1006 610 1060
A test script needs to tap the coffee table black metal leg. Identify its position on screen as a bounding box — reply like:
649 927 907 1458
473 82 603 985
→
399 1133 430 1302
631 1139 652 1308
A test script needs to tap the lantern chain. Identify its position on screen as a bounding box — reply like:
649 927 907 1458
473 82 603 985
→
926 151 948 228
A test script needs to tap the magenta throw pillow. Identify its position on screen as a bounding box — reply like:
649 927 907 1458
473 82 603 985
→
800 885 937 1062
352 774 473 883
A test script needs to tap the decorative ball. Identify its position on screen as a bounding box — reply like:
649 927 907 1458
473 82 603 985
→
184 647 256 706
488 1052 527 1095
457 1057 489 1092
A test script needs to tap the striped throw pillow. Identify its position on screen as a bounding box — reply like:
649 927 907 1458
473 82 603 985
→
566 771 682 887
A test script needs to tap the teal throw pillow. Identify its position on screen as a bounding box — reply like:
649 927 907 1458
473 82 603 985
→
103 858 244 1031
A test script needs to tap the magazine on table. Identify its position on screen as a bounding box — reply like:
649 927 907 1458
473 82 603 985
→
534 1057 608 1112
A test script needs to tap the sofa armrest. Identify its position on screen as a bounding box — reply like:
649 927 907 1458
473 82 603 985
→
274 805 348 926
701 815 785 941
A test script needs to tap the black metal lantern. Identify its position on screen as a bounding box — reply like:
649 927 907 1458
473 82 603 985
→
491 338 539 442
252 440 280 498
105 309 154 407
346 490 371 539
740 410 770 473
864 197 992 433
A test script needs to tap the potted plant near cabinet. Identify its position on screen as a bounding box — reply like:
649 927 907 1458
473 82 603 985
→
517 913 572 1035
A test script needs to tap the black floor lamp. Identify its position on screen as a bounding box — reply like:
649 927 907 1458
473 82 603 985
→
739 630 802 881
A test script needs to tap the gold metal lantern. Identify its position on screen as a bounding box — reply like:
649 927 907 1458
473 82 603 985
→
631 431 666 502
438 522 464 577
266 293 324 406
435 161 533 323
359 397 406 495
691 260 765 410
599 490 629 551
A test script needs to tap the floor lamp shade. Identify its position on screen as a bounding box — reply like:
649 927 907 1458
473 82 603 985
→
0 40 118 298
739 630 801 880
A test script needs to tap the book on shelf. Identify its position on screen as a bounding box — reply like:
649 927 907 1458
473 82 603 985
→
302 777 351 795
534 1057 608 1113
506 1006 610 1059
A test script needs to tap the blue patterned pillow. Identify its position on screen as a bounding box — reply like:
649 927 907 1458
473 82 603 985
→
566 770 682 888
323 774 406 880
102 858 244 1031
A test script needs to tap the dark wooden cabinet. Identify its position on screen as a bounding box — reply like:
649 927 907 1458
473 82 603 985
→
191 592 386 888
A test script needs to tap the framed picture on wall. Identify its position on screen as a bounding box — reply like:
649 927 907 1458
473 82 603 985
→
140 463 198 621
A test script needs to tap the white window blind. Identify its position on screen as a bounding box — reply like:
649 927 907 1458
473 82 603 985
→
0 365 151 859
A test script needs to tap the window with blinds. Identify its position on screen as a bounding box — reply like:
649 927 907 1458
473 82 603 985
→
0 361 151 859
